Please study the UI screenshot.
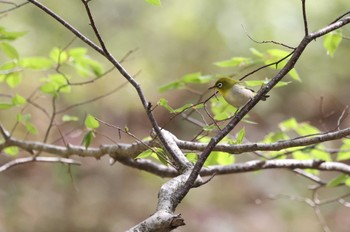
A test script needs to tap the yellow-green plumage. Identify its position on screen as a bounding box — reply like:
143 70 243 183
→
210 77 268 108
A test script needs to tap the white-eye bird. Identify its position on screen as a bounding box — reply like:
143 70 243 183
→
209 77 269 108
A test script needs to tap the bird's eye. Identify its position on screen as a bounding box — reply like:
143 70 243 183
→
217 82 223 88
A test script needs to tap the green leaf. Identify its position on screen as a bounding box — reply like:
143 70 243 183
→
292 150 311 160
0 42 19 60
4 146 19 156
214 57 254 67
337 139 350 161
279 118 298 131
181 72 209 84
19 57 53 70
16 113 38 134
85 114 100 129
205 151 234 166
311 148 331 162
0 27 26 40
0 103 13 110
40 82 58 95
68 47 88 58
210 95 237 120
250 48 264 57
295 123 320 136
159 81 184 92
62 115 79 122
40 74 70 95
81 130 94 149
145 0 161 6
136 149 153 159
288 68 301 82
345 177 350 187
263 131 289 143
71 56 104 77
327 174 348 187
158 98 174 112
50 47 68 64
203 124 216 132
12 94 26 106
25 122 38 134
324 30 342 57
186 153 198 163
6 72 22 88
236 127 245 144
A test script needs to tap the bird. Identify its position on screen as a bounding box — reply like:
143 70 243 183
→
209 77 269 108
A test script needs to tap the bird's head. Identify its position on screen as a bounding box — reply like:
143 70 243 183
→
209 77 239 94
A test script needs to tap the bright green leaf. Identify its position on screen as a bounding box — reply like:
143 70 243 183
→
25 122 38 134
6 72 22 88
68 47 88 58
288 68 301 82
158 98 174 113
214 57 254 67
337 139 350 161
0 27 26 40
250 48 263 57
324 30 342 57
136 149 153 159
0 102 13 109
311 149 331 161
82 130 94 149
19 57 53 70
85 114 100 129
0 42 19 60
186 153 198 163
4 146 19 156
327 174 348 187
62 115 79 122
50 47 68 64
12 94 26 106
236 127 245 144
145 0 161 6
159 81 184 92
279 118 298 131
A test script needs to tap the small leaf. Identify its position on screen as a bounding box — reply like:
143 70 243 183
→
19 57 53 70
0 102 13 110
236 127 245 144
250 48 263 57
145 0 161 6
327 174 348 187
337 139 350 161
12 94 26 106
279 118 298 131
62 115 79 122
50 47 68 64
0 27 26 40
214 57 254 67
136 149 153 159
186 153 198 163
159 81 184 92
6 72 22 88
158 98 175 113
0 42 19 60
84 114 100 129
81 130 94 149
4 146 19 156
324 30 342 57
25 122 38 134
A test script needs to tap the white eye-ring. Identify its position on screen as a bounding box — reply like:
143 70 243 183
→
217 82 223 88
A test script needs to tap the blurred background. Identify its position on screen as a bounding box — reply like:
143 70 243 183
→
1 0 350 231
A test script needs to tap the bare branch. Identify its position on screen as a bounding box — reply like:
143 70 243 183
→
0 156 80 172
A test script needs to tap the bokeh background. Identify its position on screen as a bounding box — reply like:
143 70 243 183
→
1 0 350 231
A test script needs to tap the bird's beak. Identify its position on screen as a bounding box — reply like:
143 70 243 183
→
208 85 216 90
